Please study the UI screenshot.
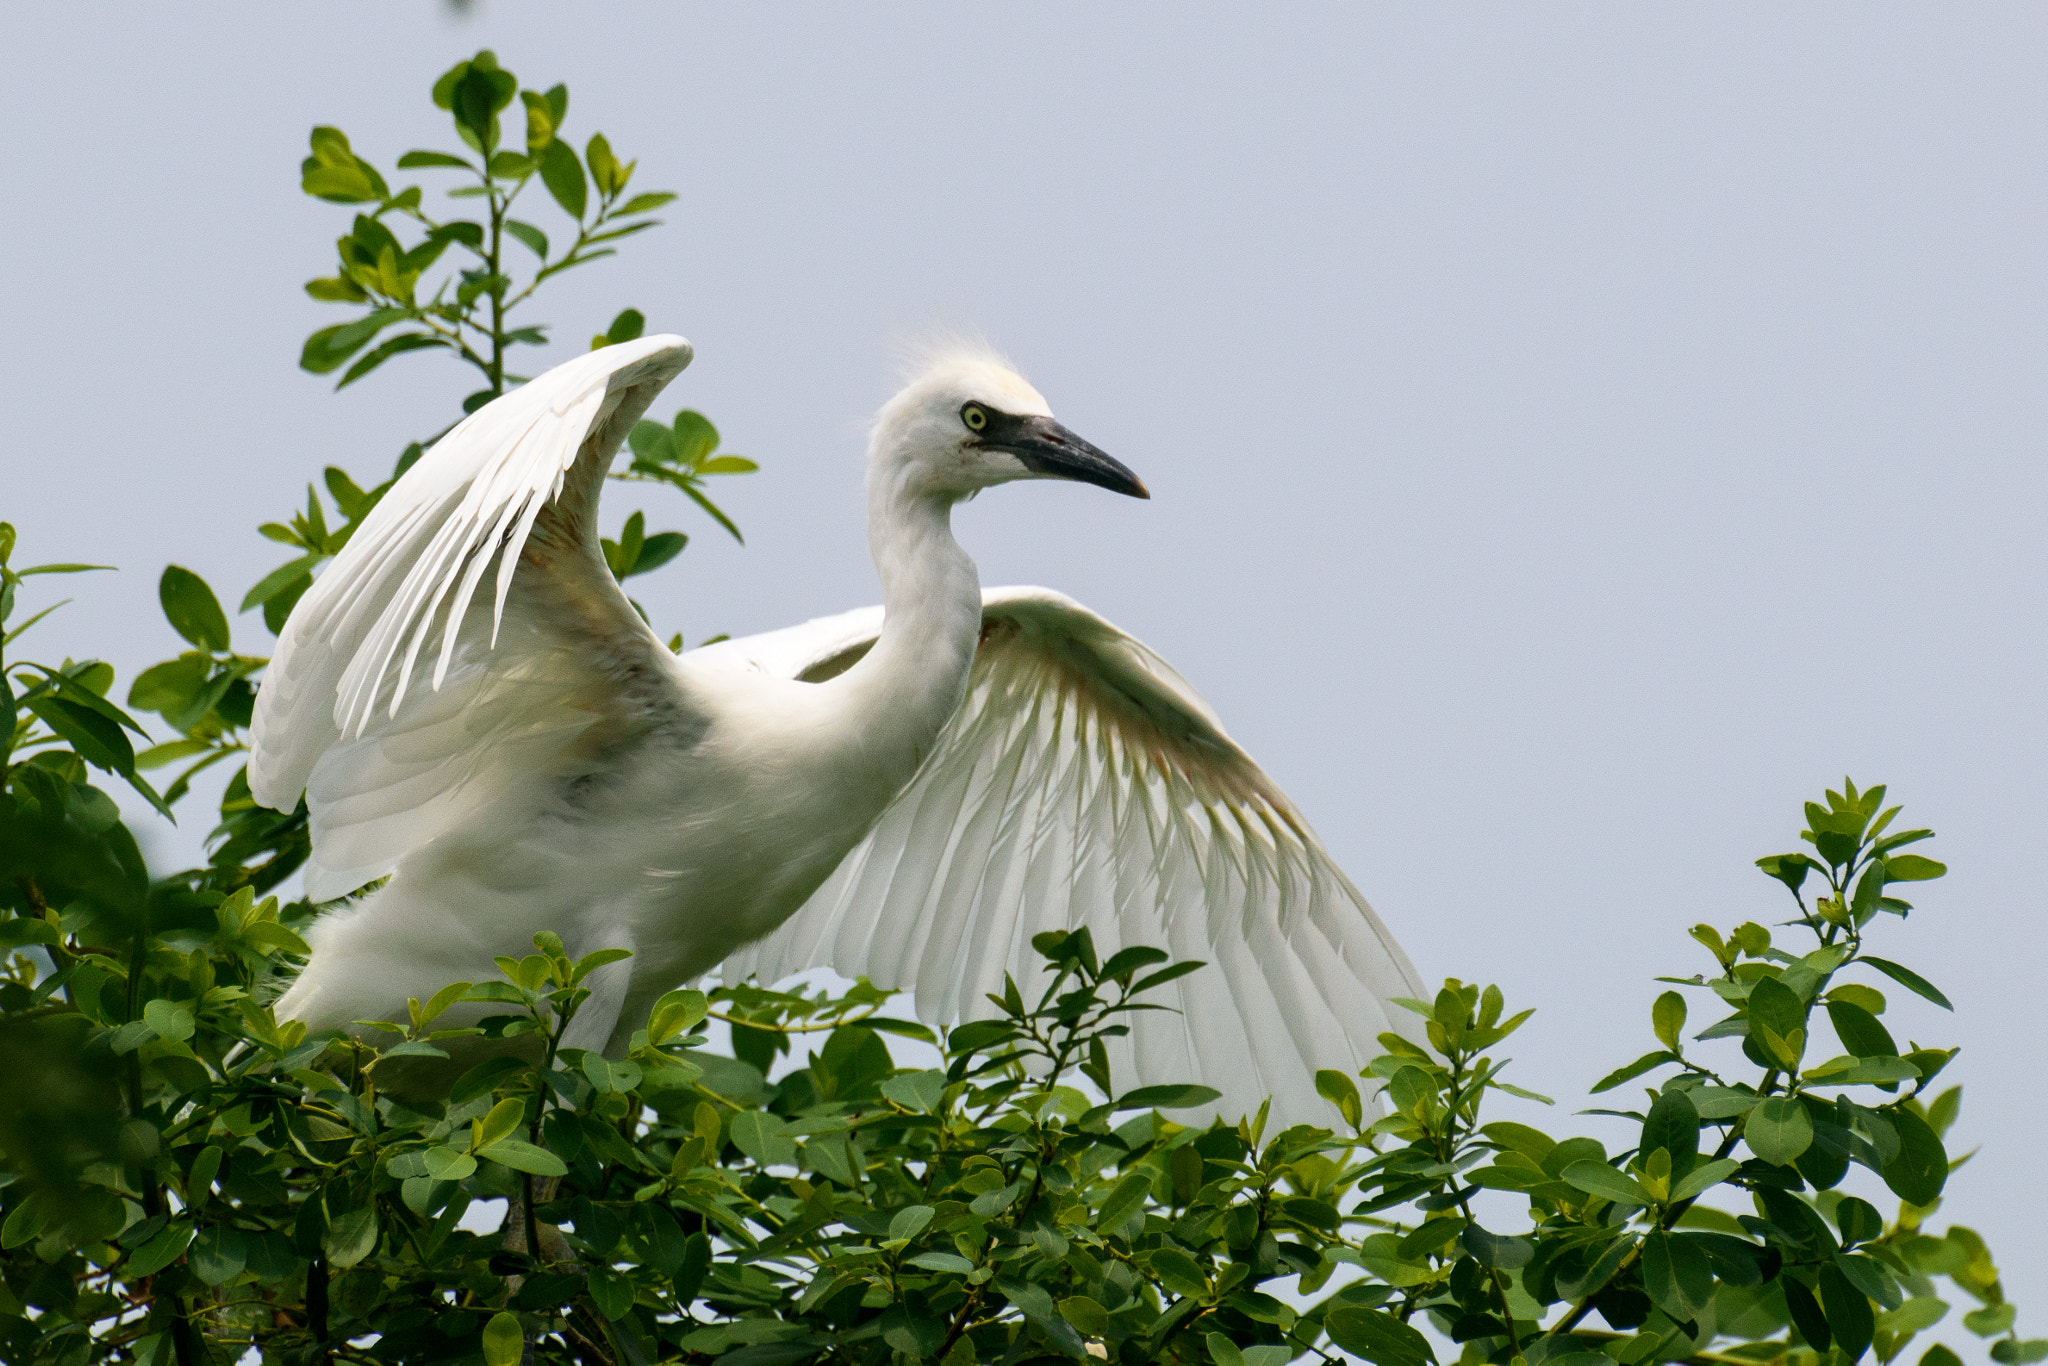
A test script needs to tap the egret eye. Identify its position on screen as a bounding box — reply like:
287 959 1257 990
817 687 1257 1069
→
961 404 988 432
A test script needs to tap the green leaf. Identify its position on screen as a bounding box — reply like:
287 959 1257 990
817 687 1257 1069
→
1641 1088 1700 1186
588 1264 633 1321
482 1311 524 1366
586 132 622 196
337 332 445 390
593 308 645 349
189 1225 247 1286
888 1204 934 1242
1965 1305 2017 1337
1758 852 1816 892
728 1111 796 1166
1819 1262 1876 1362
1324 1308 1437 1366
1589 1050 1677 1094
504 219 548 259
1096 1170 1153 1233
1827 1000 1899 1059
540 136 587 219
242 554 322 612
398 149 474 170
301 309 408 374
1884 854 1946 882
478 1138 567 1177
1668 1156 1740 1202
1746 973 1807 1041
1396 1218 1466 1260
421 1146 477 1181
1460 1223 1534 1269
878 1069 945 1113
1642 1231 1714 1322
158 567 229 651
475 1096 525 1151
143 999 195 1043
1115 1083 1221 1111
1317 1068 1364 1128
616 191 677 216
672 410 720 465
1561 1159 1653 1206
1652 990 1687 1051
1859 957 1953 1011
898 1251 969 1278
126 1219 194 1277
1747 1097 1815 1165
1882 1105 1948 1206
324 1206 378 1267
624 531 687 579
28 694 134 775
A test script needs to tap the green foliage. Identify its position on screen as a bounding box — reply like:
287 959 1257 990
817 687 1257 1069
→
0 48 2035 1366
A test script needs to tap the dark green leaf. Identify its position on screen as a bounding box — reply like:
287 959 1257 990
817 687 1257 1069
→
126 1219 194 1277
1642 1231 1713 1322
1827 1000 1899 1059
159 566 230 651
1325 1308 1437 1366
1460 1223 1533 1269
1882 1105 1948 1206
300 309 408 374
241 554 322 612
1115 1083 1221 1111
1785 1276 1831 1351
1820 1263 1877 1362
337 332 445 389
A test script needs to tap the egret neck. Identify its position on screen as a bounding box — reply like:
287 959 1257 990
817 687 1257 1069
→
833 461 983 793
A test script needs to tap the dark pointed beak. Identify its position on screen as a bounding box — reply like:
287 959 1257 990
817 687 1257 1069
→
990 414 1150 499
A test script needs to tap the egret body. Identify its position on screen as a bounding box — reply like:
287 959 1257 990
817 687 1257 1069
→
250 337 1423 1126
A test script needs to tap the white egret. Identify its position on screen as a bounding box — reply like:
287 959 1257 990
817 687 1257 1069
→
249 335 1424 1127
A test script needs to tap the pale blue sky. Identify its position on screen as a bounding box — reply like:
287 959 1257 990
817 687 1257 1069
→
4 4 2044 1320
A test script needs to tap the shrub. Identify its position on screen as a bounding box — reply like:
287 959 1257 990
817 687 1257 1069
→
0 50 2034 1366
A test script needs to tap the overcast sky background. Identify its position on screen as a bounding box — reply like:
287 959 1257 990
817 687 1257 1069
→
4 4 2044 1320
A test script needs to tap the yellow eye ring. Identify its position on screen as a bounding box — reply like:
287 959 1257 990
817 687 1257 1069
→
962 404 988 432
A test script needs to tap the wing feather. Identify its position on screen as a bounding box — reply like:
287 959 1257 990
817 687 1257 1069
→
717 585 1427 1128
249 337 694 900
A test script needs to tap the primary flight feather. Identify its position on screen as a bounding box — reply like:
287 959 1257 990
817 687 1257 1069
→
250 335 1424 1127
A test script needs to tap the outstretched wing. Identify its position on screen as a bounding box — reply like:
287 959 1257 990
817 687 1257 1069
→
249 336 695 901
713 586 1426 1128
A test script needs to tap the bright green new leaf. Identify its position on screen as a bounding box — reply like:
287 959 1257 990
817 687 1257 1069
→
478 1139 567 1177
482 1311 524 1366
473 1097 524 1152
1652 990 1687 1051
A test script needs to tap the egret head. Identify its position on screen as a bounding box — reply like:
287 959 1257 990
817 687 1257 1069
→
870 346 1148 503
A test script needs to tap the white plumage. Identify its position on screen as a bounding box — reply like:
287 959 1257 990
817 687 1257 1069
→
250 335 1425 1127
